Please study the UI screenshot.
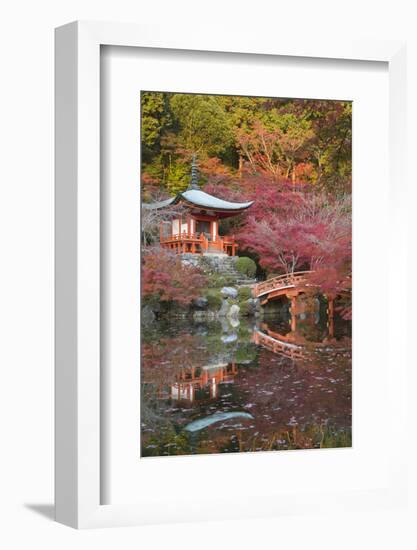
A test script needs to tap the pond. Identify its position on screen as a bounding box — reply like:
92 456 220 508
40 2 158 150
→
141 301 352 457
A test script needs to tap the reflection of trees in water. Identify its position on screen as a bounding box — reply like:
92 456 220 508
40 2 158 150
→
141 316 351 457
192 423 351 455
141 322 256 397
141 320 257 456
186 345 351 454
142 333 209 387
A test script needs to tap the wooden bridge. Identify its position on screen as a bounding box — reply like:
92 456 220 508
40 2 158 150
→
252 271 316 304
252 329 309 360
251 272 352 359
252 326 351 361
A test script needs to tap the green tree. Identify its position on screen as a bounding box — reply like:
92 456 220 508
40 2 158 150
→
169 94 233 157
215 95 270 174
141 92 171 164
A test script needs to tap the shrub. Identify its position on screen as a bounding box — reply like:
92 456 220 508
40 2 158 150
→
208 274 227 288
238 286 252 301
236 256 257 278
205 289 223 310
223 275 237 285
238 301 251 316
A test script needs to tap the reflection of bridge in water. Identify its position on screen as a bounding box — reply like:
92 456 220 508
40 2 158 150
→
253 324 351 361
252 272 351 360
252 270 352 341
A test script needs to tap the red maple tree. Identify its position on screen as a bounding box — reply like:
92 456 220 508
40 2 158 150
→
142 246 207 305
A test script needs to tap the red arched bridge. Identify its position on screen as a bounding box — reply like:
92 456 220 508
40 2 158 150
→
252 325 351 361
252 271 316 304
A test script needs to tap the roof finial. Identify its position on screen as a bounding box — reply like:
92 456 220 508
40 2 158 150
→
189 154 200 190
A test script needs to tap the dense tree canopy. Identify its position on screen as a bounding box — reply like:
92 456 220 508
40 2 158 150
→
140 92 352 301
141 92 352 195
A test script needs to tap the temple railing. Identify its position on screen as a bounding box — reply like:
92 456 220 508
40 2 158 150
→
160 232 238 255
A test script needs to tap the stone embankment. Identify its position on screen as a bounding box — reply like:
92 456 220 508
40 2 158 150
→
142 253 261 325
181 253 257 286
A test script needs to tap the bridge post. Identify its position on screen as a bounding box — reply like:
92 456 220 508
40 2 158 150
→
327 296 335 338
287 294 297 332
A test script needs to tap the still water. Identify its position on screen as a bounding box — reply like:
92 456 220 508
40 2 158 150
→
141 303 352 457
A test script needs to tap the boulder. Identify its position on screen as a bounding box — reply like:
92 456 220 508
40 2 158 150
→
227 304 240 320
229 317 240 328
219 317 231 332
193 296 208 309
220 286 238 299
141 305 155 326
221 333 238 344
218 298 230 318
194 324 209 336
245 298 261 315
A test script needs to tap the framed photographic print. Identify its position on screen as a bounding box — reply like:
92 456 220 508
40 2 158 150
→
139 91 353 459
55 21 408 528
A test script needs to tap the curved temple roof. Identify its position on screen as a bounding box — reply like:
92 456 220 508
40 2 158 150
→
142 156 254 214
143 189 253 212
142 197 177 210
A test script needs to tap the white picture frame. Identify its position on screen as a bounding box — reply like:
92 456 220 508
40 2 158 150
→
55 20 407 529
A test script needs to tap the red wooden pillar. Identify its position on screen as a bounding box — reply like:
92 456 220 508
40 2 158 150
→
288 294 297 332
327 297 335 338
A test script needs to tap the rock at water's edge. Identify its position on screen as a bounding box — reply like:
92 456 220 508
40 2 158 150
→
221 333 238 344
217 298 230 317
227 304 240 320
221 286 238 299
193 296 209 308
141 305 156 325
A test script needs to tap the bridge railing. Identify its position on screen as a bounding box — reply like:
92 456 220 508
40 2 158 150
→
253 270 314 298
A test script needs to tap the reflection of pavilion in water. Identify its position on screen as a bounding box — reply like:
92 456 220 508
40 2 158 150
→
151 362 239 404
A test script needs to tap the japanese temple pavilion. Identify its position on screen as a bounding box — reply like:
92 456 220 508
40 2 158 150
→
143 158 254 256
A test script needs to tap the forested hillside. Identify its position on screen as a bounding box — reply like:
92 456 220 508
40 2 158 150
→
141 91 351 197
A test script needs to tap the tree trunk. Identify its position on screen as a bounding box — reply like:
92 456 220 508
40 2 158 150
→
238 154 243 179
